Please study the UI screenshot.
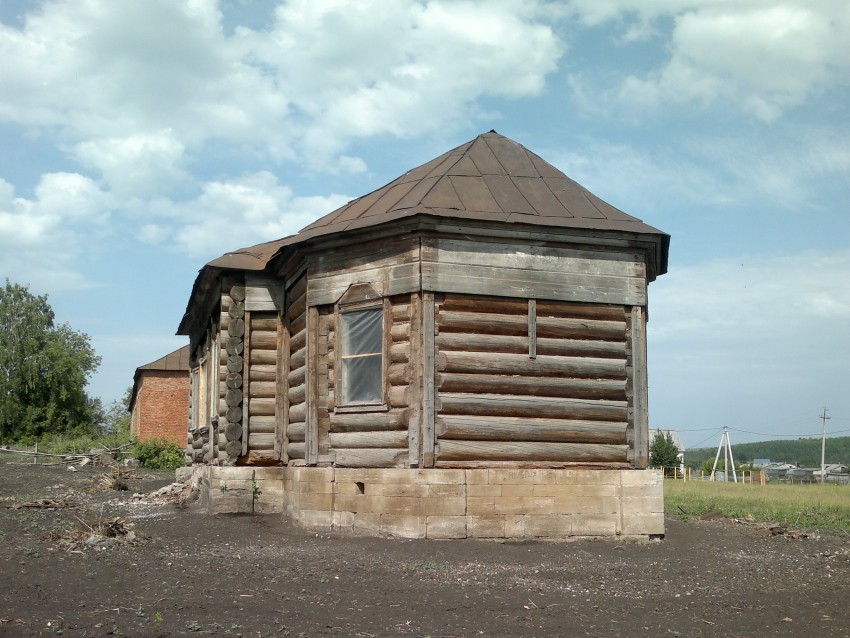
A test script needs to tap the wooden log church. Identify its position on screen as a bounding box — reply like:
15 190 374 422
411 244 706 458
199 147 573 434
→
178 131 670 539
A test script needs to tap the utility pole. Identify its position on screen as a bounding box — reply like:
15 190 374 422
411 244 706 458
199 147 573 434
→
711 426 737 483
820 407 830 485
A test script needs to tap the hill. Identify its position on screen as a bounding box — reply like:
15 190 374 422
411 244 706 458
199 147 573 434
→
684 436 850 470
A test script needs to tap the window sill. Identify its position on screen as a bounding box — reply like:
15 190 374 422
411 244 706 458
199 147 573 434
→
334 403 390 414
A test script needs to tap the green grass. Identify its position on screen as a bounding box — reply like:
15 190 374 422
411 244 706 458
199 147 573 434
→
665 479 850 531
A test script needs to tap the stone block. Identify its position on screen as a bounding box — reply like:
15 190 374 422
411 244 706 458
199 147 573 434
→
380 514 426 539
467 483 501 497
352 512 382 535
522 515 571 537
380 496 421 516
332 510 356 529
426 516 467 539
493 496 554 516
464 470 490 485
621 469 662 487
571 514 618 536
297 480 334 494
219 466 256 481
421 496 466 517
504 515 525 537
620 512 665 536
468 515 506 538
466 496 495 515
297 492 334 511
620 496 665 515
381 483 426 498
427 483 466 498
416 469 465 484
295 509 333 529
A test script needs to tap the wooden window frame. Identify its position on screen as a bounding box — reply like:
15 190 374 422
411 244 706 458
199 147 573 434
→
333 297 389 414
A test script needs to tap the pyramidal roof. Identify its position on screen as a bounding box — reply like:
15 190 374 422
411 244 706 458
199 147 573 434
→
293 130 666 243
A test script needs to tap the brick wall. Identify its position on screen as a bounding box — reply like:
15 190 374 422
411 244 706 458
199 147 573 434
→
130 370 190 445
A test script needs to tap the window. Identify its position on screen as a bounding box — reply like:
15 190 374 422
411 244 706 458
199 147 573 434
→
338 306 384 405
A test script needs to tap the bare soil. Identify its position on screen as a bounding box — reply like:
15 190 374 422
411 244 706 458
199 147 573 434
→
1 459 849 637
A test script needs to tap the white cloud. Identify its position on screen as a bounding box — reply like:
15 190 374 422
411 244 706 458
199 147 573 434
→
565 1 850 121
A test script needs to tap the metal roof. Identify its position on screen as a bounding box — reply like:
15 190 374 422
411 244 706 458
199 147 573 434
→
178 131 669 335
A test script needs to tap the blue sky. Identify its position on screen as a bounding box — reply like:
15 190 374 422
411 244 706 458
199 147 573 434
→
1 0 848 451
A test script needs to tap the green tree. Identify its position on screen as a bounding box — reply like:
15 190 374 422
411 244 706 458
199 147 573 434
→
650 431 680 469
0 280 101 442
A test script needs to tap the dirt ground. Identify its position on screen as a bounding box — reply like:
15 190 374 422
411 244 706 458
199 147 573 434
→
1 459 848 638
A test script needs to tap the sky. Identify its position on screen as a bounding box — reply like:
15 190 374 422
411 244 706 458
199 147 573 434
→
1 0 848 451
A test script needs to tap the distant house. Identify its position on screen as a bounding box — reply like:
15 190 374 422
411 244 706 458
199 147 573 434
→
648 429 685 467
130 346 190 445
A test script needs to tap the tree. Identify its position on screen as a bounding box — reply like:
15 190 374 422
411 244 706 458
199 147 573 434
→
650 431 680 469
0 280 101 442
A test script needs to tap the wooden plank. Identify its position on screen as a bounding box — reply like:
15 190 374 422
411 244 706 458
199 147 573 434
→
249 330 277 350
334 448 407 468
250 348 276 365
437 311 625 340
436 373 626 401
436 440 628 463
329 410 408 432
245 276 281 312
408 292 421 468
277 312 286 462
436 333 626 359
631 306 649 469
528 299 537 359
421 237 644 276
306 306 319 465
249 415 276 434
438 415 627 444
422 262 646 306
308 261 420 307
241 311 250 456
438 393 628 422
438 351 626 380
329 430 409 449
249 397 276 416
422 292 435 467
248 381 276 398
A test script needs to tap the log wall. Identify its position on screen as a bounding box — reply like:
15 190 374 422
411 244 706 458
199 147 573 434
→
284 275 308 463
433 294 630 467
245 311 279 464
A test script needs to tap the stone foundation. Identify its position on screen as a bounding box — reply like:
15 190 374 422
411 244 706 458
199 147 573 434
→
181 466 664 539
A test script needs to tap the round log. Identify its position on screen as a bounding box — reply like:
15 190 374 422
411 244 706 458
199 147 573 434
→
226 406 242 422
225 422 243 442
225 388 242 407
226 337 244 356
228 318 245 338
228 301 245 319
225 441 242 458
230 285 246 302
227 354 243 373
226 373 243 390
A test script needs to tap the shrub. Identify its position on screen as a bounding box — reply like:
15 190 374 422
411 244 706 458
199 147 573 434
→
133 438 184 470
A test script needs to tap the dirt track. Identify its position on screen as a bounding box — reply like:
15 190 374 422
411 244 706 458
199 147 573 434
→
1 459 849 637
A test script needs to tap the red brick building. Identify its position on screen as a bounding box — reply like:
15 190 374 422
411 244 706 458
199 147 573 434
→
130 345 190 444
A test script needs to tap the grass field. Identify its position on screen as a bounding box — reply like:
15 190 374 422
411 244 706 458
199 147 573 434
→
665 479 850 532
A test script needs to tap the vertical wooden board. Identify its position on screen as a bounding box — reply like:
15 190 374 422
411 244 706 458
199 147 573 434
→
528 299 537 359
242 312 251 457
422 292 436 467
408 293 422 467
630 306 648 468
275 313 285 461
307 306 320 465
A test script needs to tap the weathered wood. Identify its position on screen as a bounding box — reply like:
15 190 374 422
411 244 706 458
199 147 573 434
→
391 303 412 322
437 415 627 444
247 432 276 451
249 397 276 416
390 322 411 343
289 347 306 371
249 364 277 382
288 383 306 405
437 440 629 463
228 300 244 319
438 393 627 421
528 298 537 359
249 415 276 434
225 422 242 442
422 292 436 467
226 406 242 422
230 284 245 302
290 327 307 353
435 333 626 359
436 373 626 400
329 430 409 449
248 381 276 398
226 373 242 390
245 277 280 312
437 311 625 340
437 295 624 320
389 384 408 409
225 388 242 408
289 403 307 425
389 342 409 364
408 292 422 468
278 314 287 462
287 363 306 386
227 355 243 373
435 460 630 469
244 450 278 465
328 410 408 432
250 330 277 349
438 351 626 379
249 349 277 365
630 306 649 469
228 317 245 338
306 306 319 465
286 292 307 325
288 442 306 459
225 440 242 458
287 422 305 442
225 337 244 356
333 448 407 468
388 362 412 386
